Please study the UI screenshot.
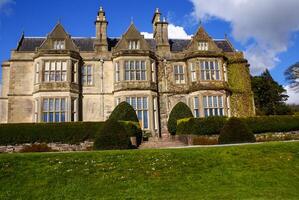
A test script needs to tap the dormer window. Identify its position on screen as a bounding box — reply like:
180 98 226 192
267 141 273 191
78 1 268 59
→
129 40 140 50
198 42 208 51
54 40 65 50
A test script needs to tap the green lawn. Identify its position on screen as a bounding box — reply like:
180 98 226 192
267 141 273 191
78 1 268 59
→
0 142 299 200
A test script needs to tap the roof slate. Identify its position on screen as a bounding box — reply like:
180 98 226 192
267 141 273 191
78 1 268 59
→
17 37 234 52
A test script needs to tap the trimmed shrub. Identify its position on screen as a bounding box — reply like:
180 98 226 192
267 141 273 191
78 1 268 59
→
241 115 299 134
109 102 139 122
167 102 193 135
218 118 255 144
177 116 227 136
94 120 131 150
0 122 103 145
119 121 142 146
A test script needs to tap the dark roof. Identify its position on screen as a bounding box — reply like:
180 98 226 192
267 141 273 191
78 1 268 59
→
16 37 234 52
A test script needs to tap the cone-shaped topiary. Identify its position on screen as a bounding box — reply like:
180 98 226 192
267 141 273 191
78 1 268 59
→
109 102 139 122
167 102 193 135
94 119 131 150
218 117 256 144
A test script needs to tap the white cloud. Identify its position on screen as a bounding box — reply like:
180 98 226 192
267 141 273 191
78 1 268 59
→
189 0 299 75
0 0 14 14
141 24 192 39
285 85 299 104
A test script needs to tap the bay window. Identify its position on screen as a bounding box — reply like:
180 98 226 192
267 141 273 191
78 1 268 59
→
115 62 120 82
42 98 66 122
200 60 221 81
203 95 224 117
44 61 67 82
190 63 197 82
193 96 200 117
126 96 149 129
124 61 146 81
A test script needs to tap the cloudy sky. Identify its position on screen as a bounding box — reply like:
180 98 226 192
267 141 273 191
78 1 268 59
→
0 0 298 103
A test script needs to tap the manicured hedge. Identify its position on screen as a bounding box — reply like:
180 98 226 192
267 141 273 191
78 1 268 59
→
177 115 299 136
241 115 299 134
176 116 227 136
94 120 131 150
167 102 193 135
0 122 104 145
219 118 255 144
109 102 139 122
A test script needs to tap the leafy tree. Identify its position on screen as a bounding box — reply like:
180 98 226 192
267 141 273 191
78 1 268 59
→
251 69 292 115
285 62 299 91
167 102 193 135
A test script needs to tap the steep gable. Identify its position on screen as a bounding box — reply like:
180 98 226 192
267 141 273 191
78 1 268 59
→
113 23 151 51
38 23 78 51
186 26 222 53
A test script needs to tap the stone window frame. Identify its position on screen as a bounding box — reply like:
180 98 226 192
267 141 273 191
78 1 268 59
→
190 62 197 82
126 96 149 129
124 60 147 81
44 60 67 83
198 41 208 51
193 96 200 117
173 64 185 84
202 95 224 117
115 61 120 82
53 40 66 50
81 64 94 86
200 60 221 81
151 62 156 83
128 40 140 50
34 62 40 84
42 97 67 123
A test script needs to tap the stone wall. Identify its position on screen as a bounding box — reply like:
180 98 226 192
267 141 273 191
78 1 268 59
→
0 141 94 153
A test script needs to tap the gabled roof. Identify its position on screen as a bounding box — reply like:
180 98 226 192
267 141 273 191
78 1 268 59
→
38 22 78 51
185 26 222 52
113 23 151 51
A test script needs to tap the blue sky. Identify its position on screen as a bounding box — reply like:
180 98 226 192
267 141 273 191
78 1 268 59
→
0 0 298 102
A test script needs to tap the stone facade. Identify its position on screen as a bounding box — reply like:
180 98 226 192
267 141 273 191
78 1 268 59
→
0 7 255 137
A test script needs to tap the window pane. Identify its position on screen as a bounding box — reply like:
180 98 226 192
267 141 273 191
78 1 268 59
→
143 110 148 129
210 61 214 70
87 66 92 75
50 62 55 71
49 112 54 122
55 113 60 122
219 96 223 107
141 61 146 70
194 97 199 109
136 71 141 80
131 97 136 109
45 62 50 71
125 71 130 80
61 112 66 122
143 97 148 109
174 66 179 74
62 62 67 71
135 61 140 70
215 61 219 70
204 108 209 117
49 99 54 111
125 61 129 70
43 99 48 111
57 62 61 70
130 61 134 70
61 99 66 111
216 71 220 80
55 71 61 81
203 96 207 107
141 71 146 80
62 72 67 81
137 97 142 109
219 108 224 116
126 97 130 104
55 99 60 111
137 110 142 121
208 96 213 107
213 96 218 107
201 70 205 80
43 113 48 122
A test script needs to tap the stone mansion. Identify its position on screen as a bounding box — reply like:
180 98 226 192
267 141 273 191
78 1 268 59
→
0 6 255 136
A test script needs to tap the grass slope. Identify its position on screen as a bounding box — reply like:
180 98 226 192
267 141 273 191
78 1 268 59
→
0 142 299 200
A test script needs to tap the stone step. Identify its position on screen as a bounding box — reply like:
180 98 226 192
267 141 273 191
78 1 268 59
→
139 136 186 149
